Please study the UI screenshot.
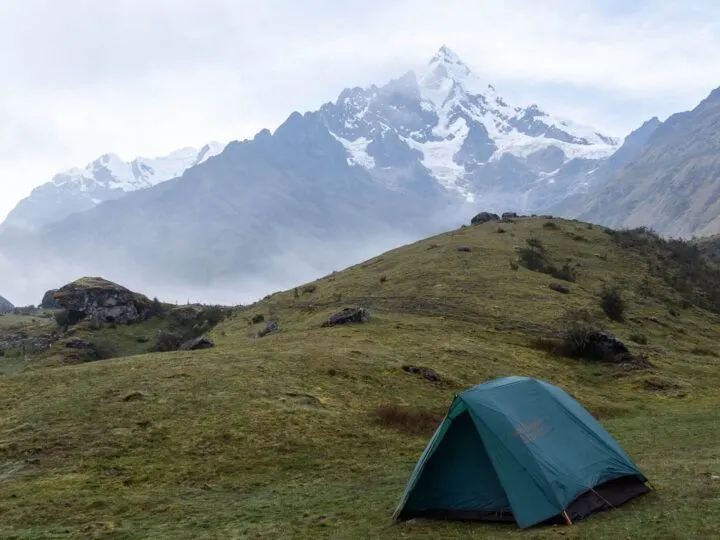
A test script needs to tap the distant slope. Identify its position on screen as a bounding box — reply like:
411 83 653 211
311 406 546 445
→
0 294 13 313
0 217 718 538
570 86 720 237
2 142 225 231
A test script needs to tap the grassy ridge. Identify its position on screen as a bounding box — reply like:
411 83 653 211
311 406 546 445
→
0 217 718 538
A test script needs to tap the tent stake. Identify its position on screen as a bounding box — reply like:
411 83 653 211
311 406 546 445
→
562 511 573 526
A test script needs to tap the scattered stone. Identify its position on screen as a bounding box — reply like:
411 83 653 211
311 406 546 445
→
470 212 500 226
457 247 473 252
179 335 215 351
549 283 570 294
53 277 153 325
258 320 279 337
322 307 371 328
402 365 442 382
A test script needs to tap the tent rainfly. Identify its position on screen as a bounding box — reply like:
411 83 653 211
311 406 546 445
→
392 376 651 529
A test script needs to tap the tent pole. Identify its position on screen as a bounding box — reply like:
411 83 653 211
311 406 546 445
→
562 511 573 526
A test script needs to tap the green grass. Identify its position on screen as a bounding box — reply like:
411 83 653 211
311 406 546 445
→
0 217 718 538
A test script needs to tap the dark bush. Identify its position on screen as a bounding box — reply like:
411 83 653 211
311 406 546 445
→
374 404 444 436
517 238 577 282
154 330 183 352
549 262 578 283
379 275 388 283
301 284 317 295
251 313 265 324
53 310 69 328
203 306 228 327
601 287 625 321
543 221 559 229
610 227 720 313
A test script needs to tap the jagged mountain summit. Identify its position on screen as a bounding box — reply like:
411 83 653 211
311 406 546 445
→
318 45 620 211
3 142 226 230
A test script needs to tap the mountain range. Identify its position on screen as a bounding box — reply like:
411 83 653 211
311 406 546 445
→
3 143 225 231
2 45 719 304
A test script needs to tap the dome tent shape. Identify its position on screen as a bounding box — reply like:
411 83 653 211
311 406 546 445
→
392 376 651 529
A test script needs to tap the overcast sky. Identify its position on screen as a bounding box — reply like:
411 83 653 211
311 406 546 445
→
2 0 719 221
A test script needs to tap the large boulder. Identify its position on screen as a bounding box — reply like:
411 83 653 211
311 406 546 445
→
322 307 371 327
53 277 152 325
0 295 14 314
470 212 500 226
40 289 61 309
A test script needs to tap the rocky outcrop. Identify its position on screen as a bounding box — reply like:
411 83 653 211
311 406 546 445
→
470 212 500 226
53 277 152 325
322 307 371 327
0 295 14 313
40 289 61 309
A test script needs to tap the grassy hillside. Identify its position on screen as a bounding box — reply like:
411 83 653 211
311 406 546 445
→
0 217 718 539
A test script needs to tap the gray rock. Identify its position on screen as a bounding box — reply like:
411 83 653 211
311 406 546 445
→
53 277 152 325
179 335 215 351
322 307 371 327
402 364 442 382
64 338 94 349
258 320 279 337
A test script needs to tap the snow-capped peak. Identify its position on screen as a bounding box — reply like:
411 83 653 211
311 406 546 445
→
52 142 226 193
2 141 228 231
320 45 621 208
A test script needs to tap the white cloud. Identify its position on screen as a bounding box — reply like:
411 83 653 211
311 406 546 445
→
1 0 719 220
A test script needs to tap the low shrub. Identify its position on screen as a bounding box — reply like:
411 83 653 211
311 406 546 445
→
374 404 444 436
601 287 625 321
629 333 648 345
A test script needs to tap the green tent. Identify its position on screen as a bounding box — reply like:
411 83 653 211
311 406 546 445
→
392 376 651 529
